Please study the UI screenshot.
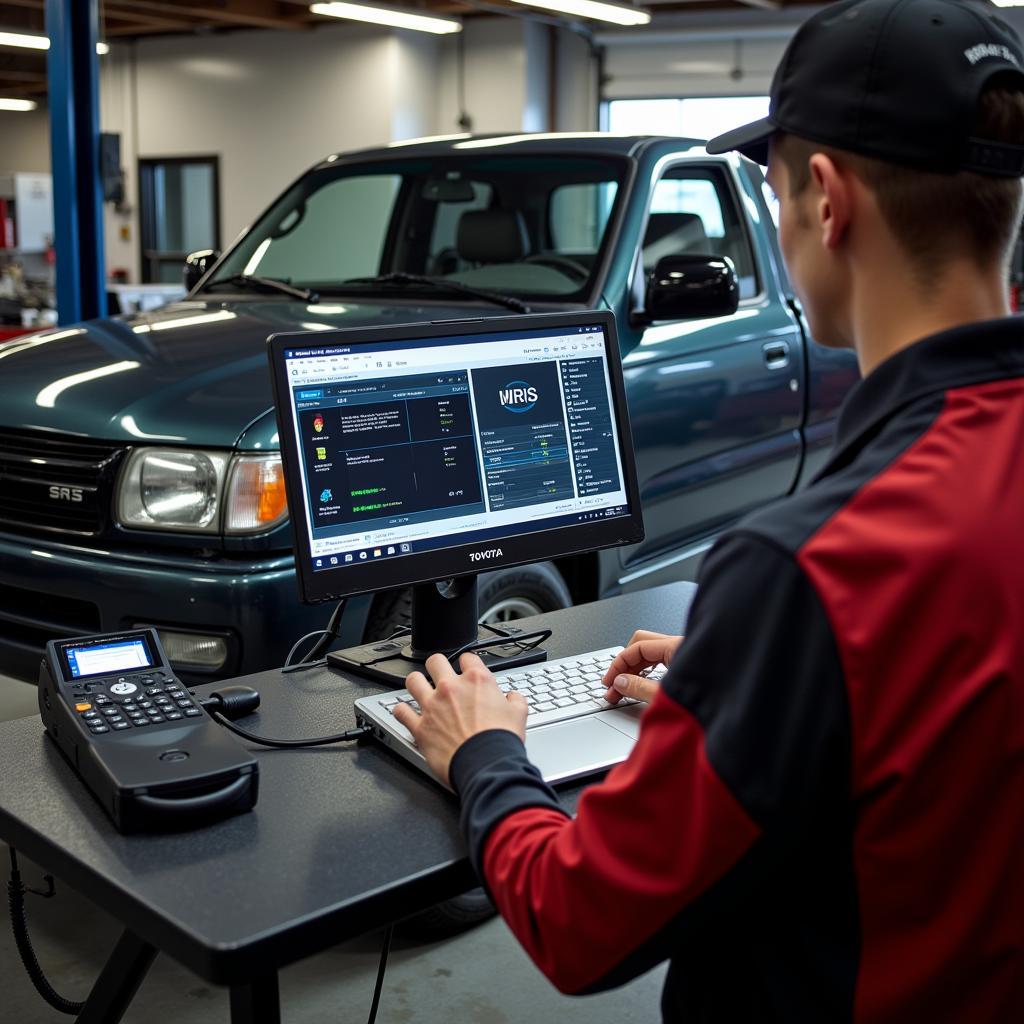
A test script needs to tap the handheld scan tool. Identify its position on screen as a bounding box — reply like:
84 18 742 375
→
39 629 257 833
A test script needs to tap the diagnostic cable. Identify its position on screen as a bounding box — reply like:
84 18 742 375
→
8 847 85 1016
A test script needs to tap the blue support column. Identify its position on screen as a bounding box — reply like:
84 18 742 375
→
46 0 107 325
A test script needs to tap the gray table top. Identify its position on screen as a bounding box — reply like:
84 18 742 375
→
0 581 696 984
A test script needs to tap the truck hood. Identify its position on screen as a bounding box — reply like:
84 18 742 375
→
0 297 509 448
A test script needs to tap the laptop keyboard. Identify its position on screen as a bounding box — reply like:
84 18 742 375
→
378 646 667 731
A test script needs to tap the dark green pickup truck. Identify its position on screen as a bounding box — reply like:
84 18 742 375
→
0 134 858 682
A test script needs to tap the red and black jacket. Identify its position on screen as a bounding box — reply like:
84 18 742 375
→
449 318 1024 1023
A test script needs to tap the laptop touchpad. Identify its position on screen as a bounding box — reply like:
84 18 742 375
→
599 702 647 740
527 717 635 784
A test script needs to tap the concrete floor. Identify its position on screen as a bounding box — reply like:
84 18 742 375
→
0 671 666 1023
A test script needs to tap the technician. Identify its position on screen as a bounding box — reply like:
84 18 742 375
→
395 0 1024 1019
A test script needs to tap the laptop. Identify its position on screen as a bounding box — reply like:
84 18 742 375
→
355 647 665 789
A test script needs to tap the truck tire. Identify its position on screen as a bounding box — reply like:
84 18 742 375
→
364 562 573 939
364 561 573 642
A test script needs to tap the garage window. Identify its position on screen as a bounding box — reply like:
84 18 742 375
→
139 156 220 284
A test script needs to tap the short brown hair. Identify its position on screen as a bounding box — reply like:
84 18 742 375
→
775 87 1024 281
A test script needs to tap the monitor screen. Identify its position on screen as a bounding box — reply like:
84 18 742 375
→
269 312 644 604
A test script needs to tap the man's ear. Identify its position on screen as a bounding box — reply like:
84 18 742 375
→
808 153 851 251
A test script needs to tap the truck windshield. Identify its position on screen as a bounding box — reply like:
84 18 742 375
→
205 155 626 301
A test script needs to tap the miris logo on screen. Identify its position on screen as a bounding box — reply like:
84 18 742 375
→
498 380 538 413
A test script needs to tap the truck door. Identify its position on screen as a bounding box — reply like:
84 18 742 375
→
617 162 804 590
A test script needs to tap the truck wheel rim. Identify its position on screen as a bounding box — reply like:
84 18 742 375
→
480 597 544 623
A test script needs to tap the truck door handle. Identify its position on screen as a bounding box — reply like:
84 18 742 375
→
762 341 790 369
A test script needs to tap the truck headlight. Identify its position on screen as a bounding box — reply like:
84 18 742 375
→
118 448 288 534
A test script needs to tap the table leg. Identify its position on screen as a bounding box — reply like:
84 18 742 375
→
230 972 281 1024
75 929 157 1024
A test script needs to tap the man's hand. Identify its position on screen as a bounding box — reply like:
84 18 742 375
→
393 652 529 787
602 630 683 705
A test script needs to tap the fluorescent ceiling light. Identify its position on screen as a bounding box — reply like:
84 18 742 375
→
503 0 650 26
991 1 1024 7
0 30 109 53
310 2 461 34
0 97 37 111
0 31 48 50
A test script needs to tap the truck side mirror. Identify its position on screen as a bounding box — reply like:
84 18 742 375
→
184 249 220 293
642 254 739 323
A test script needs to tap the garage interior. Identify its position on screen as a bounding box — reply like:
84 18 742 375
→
2 1 1023 1022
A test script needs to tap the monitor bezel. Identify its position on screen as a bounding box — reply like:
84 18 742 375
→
267 310 645 606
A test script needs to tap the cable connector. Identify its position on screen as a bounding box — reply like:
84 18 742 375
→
199 685 261 720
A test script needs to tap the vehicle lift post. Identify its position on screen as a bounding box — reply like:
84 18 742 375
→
46 0 107 325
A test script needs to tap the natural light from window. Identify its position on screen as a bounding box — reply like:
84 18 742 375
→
606 96 770 143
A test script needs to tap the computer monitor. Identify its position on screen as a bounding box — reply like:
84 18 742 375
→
267 311 644 685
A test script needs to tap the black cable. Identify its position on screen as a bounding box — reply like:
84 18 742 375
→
282 599 348 673
366 924 393 1024
305 598 347 663
211 712 371 749
7 848 85 1016
446 626 553 664
199 688 371 750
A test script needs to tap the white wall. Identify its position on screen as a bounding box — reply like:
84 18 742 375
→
434 19 597 135
391 33 441 143
0 108 51 174
100 22 441 280
437 18 533 135
556 30 598 132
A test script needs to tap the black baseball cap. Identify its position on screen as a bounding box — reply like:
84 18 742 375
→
707 0 1024 176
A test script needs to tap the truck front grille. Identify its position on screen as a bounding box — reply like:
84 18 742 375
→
0 428 125 536
0 582 102 680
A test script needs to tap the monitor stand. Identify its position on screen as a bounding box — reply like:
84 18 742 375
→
325 575 549 688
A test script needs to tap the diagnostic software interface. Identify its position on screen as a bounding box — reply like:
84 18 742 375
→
63 637 153 680
282 322 631 575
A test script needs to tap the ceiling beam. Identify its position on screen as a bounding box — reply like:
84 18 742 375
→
99 0 310 32
103 4 196 29
0 67 45 80
105 21 212 36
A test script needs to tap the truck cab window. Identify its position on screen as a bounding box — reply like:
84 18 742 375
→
229 175 402 285
641 168 759 300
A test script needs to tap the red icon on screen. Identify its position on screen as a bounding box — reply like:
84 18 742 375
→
313 414 324 433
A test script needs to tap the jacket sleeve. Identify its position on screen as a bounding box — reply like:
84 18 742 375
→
449 531 850 995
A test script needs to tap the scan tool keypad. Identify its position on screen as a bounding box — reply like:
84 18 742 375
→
70 672 202 735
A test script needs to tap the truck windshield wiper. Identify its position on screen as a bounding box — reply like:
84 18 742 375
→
205 274 318 303
342 272 531 314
